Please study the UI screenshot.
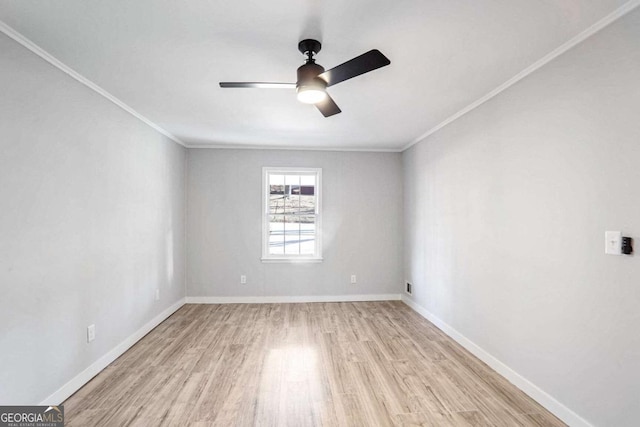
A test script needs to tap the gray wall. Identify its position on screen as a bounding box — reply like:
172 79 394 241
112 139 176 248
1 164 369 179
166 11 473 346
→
187 149 403 298
0 34 186 404
403 9 640 427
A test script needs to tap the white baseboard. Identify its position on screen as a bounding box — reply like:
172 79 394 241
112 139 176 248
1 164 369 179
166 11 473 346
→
186 294 401 304
400 296 591 427
39 298 186 405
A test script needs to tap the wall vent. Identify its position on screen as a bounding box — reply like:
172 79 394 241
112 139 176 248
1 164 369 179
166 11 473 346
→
405 282 412 295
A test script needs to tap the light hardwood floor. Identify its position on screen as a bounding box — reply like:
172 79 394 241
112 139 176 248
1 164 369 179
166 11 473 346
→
64 302 565 426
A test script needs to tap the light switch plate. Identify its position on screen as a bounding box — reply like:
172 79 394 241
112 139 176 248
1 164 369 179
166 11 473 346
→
605 231 622 255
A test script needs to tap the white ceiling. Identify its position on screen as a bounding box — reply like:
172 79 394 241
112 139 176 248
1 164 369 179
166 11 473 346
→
0 0 633 150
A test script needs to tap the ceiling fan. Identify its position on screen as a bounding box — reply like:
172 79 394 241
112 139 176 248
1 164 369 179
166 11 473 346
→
219 39 390 117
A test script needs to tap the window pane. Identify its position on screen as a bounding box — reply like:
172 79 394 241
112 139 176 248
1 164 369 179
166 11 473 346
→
300 175 315 186
269 174 285 186
299 216 316 255
284 175 300 214
280 194 299 214
268 215 285 254
299 175 315 215
299 192 315 215
269 175 285 214
284 217 300 255
269 193 285 214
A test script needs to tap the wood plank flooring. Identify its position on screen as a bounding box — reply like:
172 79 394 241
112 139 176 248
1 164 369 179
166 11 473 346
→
64 302 565 426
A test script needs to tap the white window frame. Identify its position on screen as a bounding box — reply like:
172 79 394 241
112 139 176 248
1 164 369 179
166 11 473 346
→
261 167 322 262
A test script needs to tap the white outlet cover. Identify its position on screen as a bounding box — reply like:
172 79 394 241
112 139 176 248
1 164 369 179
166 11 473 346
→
87 324 96 343
605 231 622 255
350 275 357 284
240 275 247 284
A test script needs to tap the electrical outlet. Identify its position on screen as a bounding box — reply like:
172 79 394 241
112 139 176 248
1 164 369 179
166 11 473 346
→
87 324 96 343
240 275 247 284
350 275 357 284
155 288 160 301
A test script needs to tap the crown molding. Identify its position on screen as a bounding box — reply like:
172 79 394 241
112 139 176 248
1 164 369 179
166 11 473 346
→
402 0 640 152
184 143 402 152
0 20 187 148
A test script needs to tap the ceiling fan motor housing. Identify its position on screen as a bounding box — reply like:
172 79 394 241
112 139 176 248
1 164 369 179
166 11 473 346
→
296 62 326 89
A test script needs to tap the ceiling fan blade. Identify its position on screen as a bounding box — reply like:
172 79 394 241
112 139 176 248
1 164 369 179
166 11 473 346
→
318 49 390 87
315 94 341 117
219 82 296 89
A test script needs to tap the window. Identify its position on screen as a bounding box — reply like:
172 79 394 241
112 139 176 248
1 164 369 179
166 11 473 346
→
262 167 322 261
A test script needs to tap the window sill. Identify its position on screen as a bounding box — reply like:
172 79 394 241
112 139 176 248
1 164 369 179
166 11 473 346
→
261 257 324 263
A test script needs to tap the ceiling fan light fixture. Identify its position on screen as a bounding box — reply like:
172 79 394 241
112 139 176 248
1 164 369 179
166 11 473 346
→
296 86 327 104
220 39 390 116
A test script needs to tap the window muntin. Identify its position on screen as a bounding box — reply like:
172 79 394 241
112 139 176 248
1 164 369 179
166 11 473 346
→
262 168 322 261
